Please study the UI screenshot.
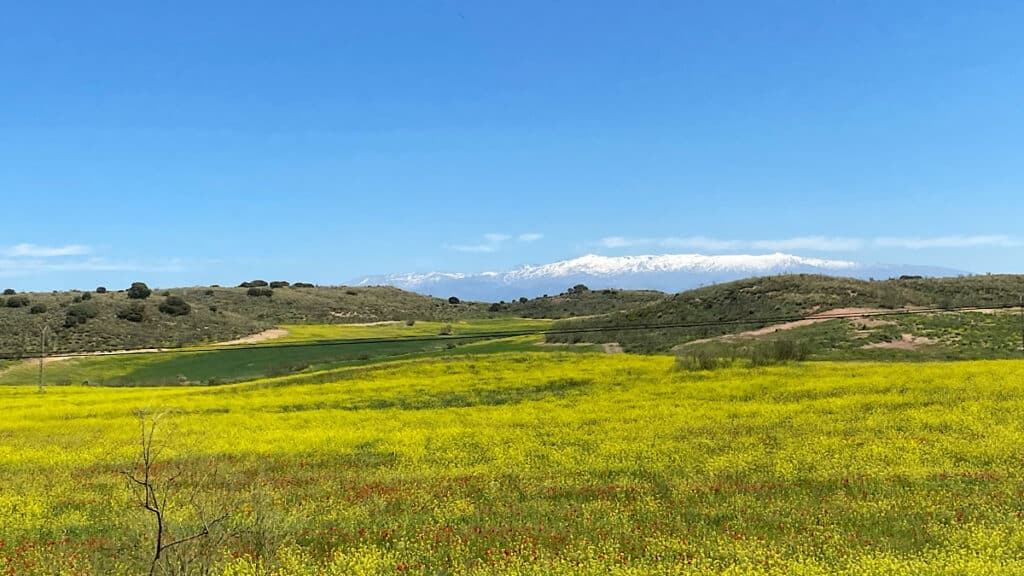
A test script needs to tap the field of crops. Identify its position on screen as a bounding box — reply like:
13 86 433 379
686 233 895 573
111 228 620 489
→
3 353 1024 574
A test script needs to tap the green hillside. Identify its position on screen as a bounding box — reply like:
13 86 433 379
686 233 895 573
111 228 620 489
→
547 274 1024 354
0 282 661 357
0 284 490 356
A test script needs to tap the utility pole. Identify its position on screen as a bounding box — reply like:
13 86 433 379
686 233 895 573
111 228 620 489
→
38 326 48 393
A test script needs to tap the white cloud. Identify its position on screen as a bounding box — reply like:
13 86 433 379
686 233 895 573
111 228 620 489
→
483 233 512 243
448 232 545 253
2 243 91 258
873 235 1023 249
598 236 637 249
448 243 499 253
751 236 864 251
0 257 184 278
596 234 1021 252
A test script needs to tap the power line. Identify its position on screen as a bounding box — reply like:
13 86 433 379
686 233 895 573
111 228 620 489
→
1 303 1020 361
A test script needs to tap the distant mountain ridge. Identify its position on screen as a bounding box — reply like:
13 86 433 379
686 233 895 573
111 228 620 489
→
355 253 965 301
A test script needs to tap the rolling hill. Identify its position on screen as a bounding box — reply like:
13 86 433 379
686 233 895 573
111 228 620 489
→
0 282 663 357
546 273 1024 355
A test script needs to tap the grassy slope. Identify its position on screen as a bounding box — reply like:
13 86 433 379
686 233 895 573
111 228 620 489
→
678 311 1024 362
4 355 1024 574
490 287 665 318
548 274 1024 353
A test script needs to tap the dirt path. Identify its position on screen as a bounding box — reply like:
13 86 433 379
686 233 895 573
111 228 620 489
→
674 307 899 350
212 328 290 346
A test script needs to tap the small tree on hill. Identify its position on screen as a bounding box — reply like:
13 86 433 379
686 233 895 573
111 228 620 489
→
117 302 147 323
159 296 191 316
448 296 460 305
128 282 152 300
3 288 15 295
5 295 30 308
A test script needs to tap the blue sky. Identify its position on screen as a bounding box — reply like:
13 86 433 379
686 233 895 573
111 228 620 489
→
3 1 1023 290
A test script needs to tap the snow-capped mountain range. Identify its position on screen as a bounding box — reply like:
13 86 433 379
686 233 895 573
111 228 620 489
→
354 253 964 302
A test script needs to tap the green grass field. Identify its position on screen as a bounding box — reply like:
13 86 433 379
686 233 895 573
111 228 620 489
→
275 318 553 343
0 320 558 387
3 353 1024 574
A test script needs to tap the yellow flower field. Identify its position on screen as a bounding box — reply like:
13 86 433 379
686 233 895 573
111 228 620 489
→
1 353 1023 574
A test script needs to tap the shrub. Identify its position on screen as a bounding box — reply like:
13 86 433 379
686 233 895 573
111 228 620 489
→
65 302 99 326
81 292 92 300
158 296 191 316
675 351 728 372
438 323 453 335
269 281 290 289
293 282 315 288
345 289 359 296
5 295 30 308
569 284 590 294
448 296 460 305
29 304 47 314
127 282 152 300
519 297 529 303
405 319 416 326
246 287 273 298
239 280 268 288
95 286 107 294
488 303 503 312
748 340 809 367
2 288 15 295
116 303 147 323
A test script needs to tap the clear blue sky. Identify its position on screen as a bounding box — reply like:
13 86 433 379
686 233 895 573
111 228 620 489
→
3 1 1023 290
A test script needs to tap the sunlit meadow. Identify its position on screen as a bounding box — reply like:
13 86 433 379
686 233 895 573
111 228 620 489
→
2 353 1024 574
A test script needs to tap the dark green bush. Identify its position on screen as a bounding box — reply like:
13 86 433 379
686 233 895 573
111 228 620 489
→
240 280 268 288
293 282 315 288
65 302 99 327
5 295 30 308
159 296 191 316
448 296 460 305
95 286 107 294
116 303 146 323
270 281 290 289
127 282 151 300
29 304 47 314
246 287 273 298
81 292 92 301
2 288 15 295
